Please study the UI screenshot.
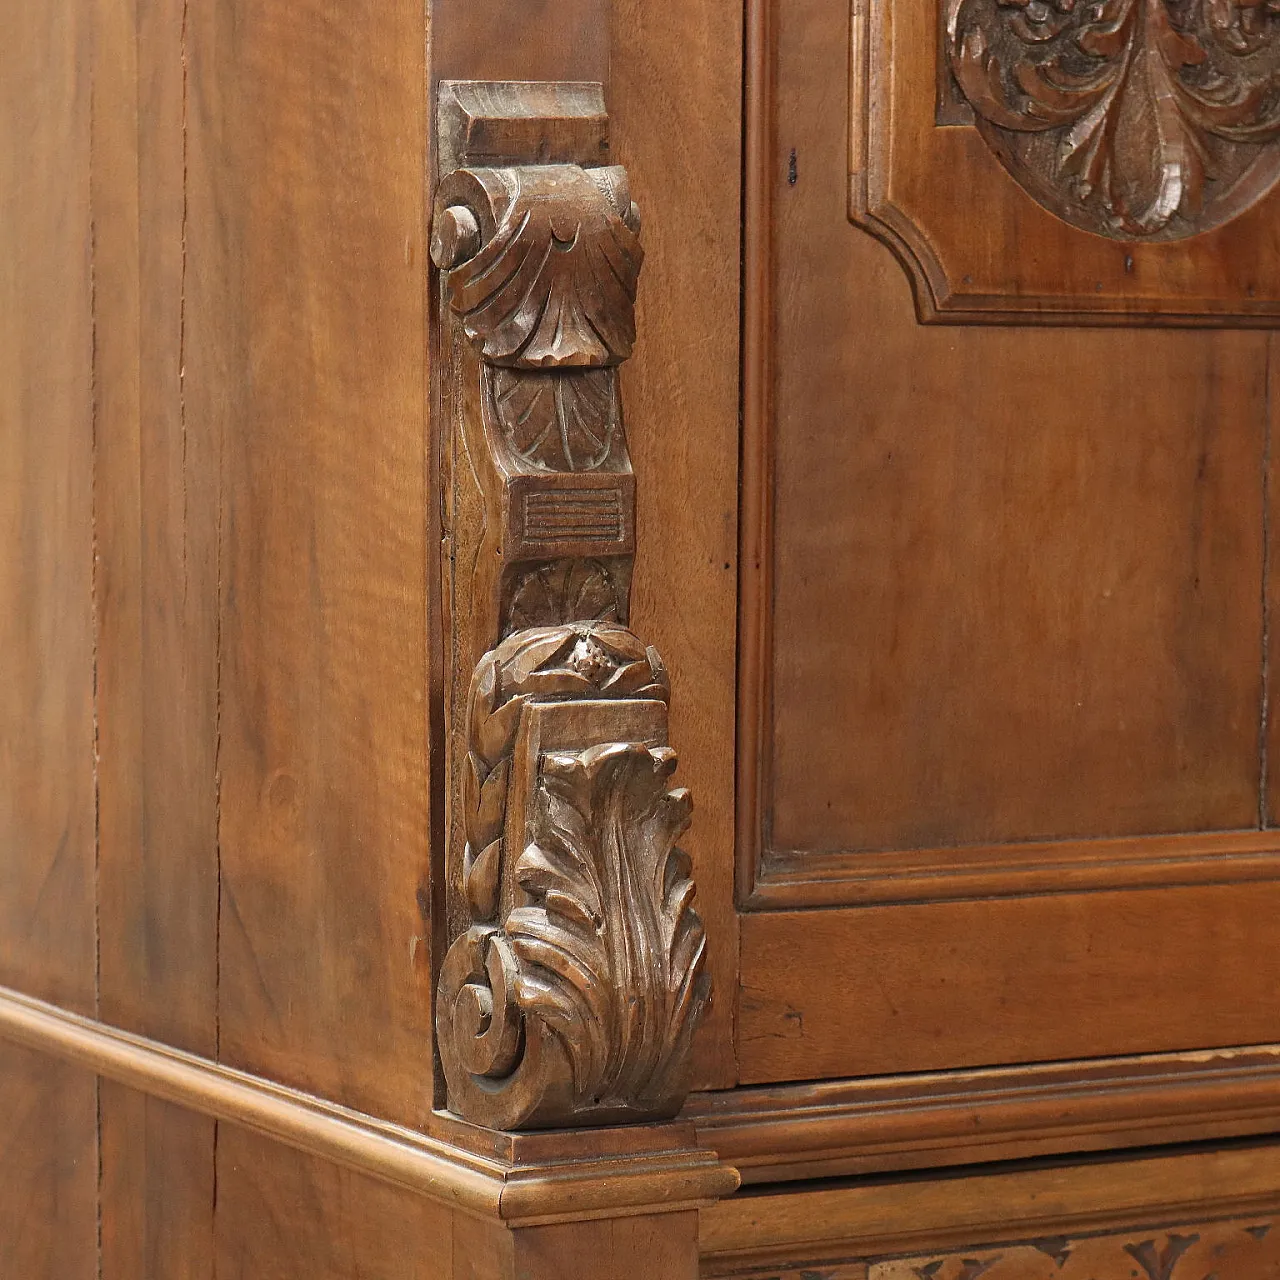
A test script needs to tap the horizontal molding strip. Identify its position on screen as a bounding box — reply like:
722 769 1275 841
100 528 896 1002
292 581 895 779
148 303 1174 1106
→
0 984 735 1225
0 983 503 1213
687 1043 1280 1183
748 829 1280 909
699 1140 1280 1272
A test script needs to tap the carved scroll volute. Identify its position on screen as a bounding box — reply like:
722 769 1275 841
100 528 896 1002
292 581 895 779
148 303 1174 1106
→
431 83 710 1131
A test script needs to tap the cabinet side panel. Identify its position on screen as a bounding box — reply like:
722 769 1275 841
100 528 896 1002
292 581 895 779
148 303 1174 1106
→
0 0 95 1015
0 1047 97 1280
214 1124 454 1279
188 0 434 1125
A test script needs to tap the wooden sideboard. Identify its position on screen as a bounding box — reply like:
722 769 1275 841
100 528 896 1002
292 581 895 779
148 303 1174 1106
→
6 0 1280 1276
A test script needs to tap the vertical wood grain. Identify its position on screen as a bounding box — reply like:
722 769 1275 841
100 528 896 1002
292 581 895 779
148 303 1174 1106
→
0 0 95 1018
189 0 434 1126
763 0 1268 858
514 1212 700 1280
99 1082 215 1280
213 1124 454 1279
610 0 744 1090
0 2 98 1273
94 0 221 1058
92 0 221 1269
430 0 608 84
0 1047 98 1280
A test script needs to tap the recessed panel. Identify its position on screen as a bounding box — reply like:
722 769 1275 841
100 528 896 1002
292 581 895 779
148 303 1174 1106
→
758 0 1269 873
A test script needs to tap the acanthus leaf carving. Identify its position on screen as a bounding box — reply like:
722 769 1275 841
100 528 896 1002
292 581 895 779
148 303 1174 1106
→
434 85 711 1131
946 0 1280 237
490 367 622 473
435 624 709 1130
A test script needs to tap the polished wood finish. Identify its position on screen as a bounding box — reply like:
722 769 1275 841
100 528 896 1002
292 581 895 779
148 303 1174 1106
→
433 83 712 1129
0 983 737 1223
0 3 98 1276
0 1047 97 1279
0 0 95 1023
706 1141 1280 1269
11 0 1280 1266
688 1044 1280 1183
610 0 742 1091
735 0 1280 1096
850 0 1280 316
944 0 1280 243
740 883 1280 1082
702 1142 1280 1275
195 0 435 1128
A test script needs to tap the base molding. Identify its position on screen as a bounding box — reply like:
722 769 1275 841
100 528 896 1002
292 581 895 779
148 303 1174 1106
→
701 1140 1280 1276
0 983 736 1227
688 1044 1280 1183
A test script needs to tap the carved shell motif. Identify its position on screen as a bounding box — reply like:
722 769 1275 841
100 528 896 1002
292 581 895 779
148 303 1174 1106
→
436 624 710 1130
436 165 642 367
946 0 1280 237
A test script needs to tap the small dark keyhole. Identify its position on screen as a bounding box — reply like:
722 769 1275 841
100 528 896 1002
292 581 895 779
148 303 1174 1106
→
788 148 798 186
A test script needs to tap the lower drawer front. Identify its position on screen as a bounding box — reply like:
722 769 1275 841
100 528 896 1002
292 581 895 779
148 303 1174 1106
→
701 1142 1280 1279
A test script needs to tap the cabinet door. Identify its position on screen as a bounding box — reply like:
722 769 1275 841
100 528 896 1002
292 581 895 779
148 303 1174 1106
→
735 0 1280 1089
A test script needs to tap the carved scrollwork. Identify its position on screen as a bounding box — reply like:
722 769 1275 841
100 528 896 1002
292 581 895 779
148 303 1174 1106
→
436 624 709 1130
946 0 1280 237
435 164 642 367
432 83 711 1131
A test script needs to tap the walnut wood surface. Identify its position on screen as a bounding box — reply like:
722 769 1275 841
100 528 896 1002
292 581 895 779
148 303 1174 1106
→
737 0 1280 1088
740 884 1280 1082
701 1141 1280 1271
192 0 435 1127
91 0 222 1270
945 0 1280 242
433 84 713 1129
702 1141 1280 1277
687 1044 1280 1183
610 0 742 1090
846 0 1280 315
0 1047 97 1279
0 3 98 1276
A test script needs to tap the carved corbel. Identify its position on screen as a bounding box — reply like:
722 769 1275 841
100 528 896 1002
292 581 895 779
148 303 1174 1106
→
431 83 710 1130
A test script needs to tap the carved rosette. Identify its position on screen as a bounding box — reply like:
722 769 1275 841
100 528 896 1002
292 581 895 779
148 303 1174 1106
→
946 0 1280 237
432 84 711 1130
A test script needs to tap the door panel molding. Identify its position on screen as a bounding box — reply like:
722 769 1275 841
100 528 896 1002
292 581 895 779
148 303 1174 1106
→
848 0 1280 320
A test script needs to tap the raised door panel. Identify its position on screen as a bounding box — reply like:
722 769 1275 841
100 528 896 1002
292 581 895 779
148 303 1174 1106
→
737 0 1280 1083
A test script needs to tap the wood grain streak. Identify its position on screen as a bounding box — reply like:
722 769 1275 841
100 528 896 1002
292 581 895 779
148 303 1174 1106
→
189 0 433 1126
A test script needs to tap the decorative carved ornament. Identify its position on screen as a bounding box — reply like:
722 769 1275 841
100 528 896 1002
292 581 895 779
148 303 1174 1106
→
946 0 1280 238
431 83 711 1130
841 0 1280 318
731 1216 1280 1280
866 1217 1280 1279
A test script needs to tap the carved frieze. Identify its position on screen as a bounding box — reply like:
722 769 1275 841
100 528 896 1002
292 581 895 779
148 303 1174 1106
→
431 82 710 1130
868 1217 1280 1279
945 0 1280 238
